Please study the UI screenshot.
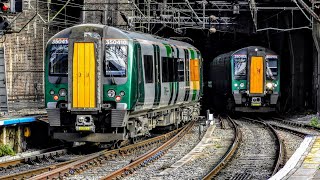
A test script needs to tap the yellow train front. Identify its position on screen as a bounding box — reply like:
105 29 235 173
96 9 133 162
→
209 46 280 112
45 24 203 144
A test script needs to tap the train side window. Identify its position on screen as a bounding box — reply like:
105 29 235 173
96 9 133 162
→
137 46 141 83
168 58 175 82
177 58 184 82
186 60 190 82
143 55 153 83
184 50 190 83
162 57 169 82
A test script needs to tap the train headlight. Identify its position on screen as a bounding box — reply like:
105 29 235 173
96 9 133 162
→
266 82 273 89
50 90 55 95
59 89 67 97
274 83 278 87
240 83 244 88
107 89 116 98
234 83 238 87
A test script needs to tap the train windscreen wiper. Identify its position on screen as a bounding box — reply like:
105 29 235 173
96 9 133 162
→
55 76 62 84
105 60 116 85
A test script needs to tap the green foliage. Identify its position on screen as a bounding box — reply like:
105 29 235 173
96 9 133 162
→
310 117 320 128
0 144 15 157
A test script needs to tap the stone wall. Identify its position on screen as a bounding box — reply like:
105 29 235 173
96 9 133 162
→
83 0 130 27
3 1 55 108
2 0 130 110
3 0 78 110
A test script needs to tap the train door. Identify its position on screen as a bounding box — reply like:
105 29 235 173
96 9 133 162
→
136 44 145 109
72 42 96 108
152 45 161 108
141 43 155 109
167 45 177 106
184 49 190 102
159 45 171 107
249 56 264 94
189 49 200 101
68 30 103 111
175 46 185 104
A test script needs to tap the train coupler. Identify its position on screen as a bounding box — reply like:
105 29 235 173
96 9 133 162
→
75 115 95 132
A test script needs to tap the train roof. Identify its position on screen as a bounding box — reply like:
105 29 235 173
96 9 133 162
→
47 24 197 50
212 46 277 62
231 46 277 56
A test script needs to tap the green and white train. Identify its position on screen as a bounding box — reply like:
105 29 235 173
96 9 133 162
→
45 24 203 144
208 46 280 112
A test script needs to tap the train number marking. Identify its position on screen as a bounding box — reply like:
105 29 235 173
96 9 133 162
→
52 38 68 44
105 39 128 45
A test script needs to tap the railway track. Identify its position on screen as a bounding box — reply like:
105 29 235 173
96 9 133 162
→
207 117 282 180
203 116 241 180
119 120 208 180
0 146 66 170
268 117 320 136
0 145 103 180
5 115 314 180
100 120 195 179
258 117 314 167
0 147 76 179
269 127 304 168
13 121 194 180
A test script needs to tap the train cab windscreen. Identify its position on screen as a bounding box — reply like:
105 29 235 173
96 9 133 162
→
266 57 278 80
49 44 68 76
234 55 247 80
105 44 127 77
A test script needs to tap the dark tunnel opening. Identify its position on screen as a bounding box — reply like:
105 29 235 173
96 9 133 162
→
155 11 314 114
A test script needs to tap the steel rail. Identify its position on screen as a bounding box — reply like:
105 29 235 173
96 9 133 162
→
0 159 79 180
0 146 66 169
26 125 183 180
269 123 309 137
217 115 226 129
272 117 320 132
242 117 283 176
202 116 242 180
101 120 196 180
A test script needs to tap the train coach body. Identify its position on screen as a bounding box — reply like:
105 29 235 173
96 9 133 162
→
45 24 202 143
209 46 280 112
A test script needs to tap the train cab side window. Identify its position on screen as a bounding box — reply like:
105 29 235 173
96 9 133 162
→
49 44 68 76
104 44 128 77
143 55 154 83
